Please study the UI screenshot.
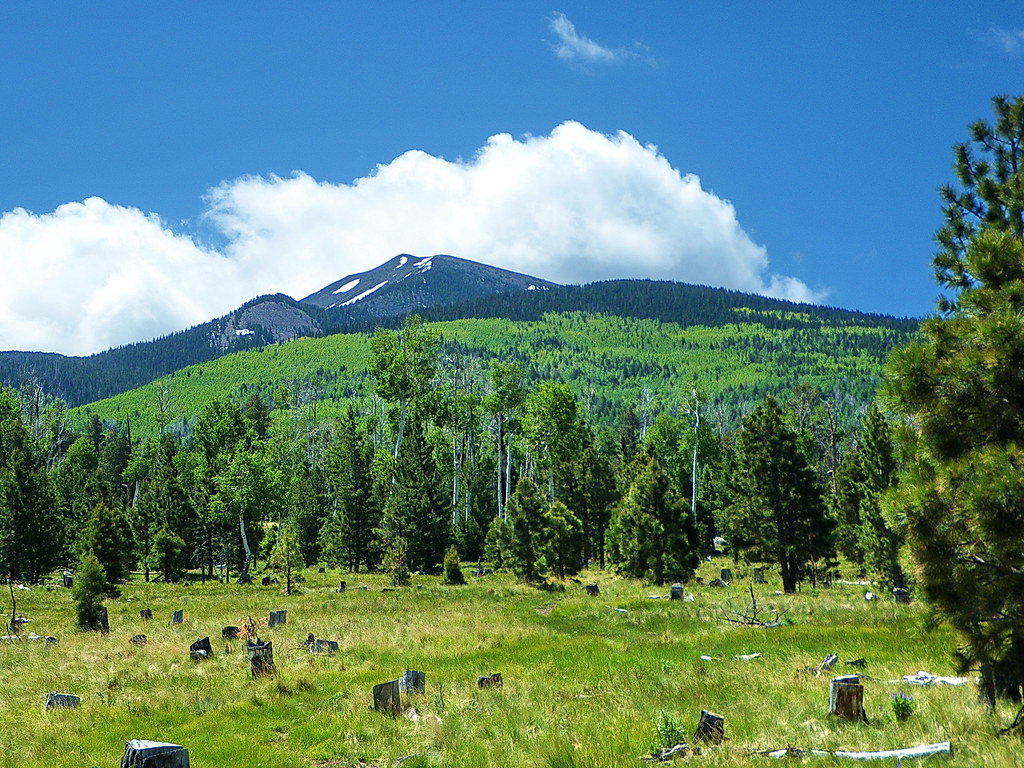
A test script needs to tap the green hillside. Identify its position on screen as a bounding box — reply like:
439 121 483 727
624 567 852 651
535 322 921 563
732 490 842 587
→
73 308 914 438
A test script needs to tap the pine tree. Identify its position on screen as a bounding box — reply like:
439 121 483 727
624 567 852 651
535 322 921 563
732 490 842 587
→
0 387 61 582
727 395 833 593
506 476 548 582
605 453 699 585
381 420 450 574
81 501 133 595
855 404 904 589
886 95 1024 713
72 550 108 631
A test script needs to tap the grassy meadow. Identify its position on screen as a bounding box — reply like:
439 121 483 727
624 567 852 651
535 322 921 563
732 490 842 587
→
0 560 1015 767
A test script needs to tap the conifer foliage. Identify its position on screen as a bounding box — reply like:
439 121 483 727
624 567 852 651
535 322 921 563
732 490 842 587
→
726 395 832 593
887 95 1024 713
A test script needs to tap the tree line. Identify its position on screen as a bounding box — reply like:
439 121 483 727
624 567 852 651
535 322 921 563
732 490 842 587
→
0 312 906 604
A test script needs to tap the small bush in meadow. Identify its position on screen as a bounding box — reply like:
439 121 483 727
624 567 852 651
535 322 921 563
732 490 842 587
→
890 691 915 721
443 545 466 585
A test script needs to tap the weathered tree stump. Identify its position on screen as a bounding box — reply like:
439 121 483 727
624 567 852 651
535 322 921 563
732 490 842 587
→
585 583 600 596
130 634 148 647
247 639 275 677
477 672 503 688
221 626 239 640
62 571 73 588
171 610 183 625
815 653 839 676
372 679 402 713
720 568 733 583
670 583 684 600
338 580 347 592
189 637 212 660
268 610 287 627
121 739 190 767
829 675 868 722
752 567 765 584
140 608 152 620
893 587 911 604
311 639 338 654
400 670 426 695
99 606 109 635
44 692 80 710
693 710 725 744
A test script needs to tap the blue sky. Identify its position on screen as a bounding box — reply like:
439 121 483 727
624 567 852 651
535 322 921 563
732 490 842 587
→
2 2 1023 355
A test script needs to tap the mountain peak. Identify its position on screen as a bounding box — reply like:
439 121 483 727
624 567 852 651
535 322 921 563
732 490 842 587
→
300 254 559 318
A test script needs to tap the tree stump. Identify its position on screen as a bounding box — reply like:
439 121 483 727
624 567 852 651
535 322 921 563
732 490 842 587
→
311 639 338 654
140 608 152 620
815 653 838 676
585 583 600 596
753 567 765 584
670 583 684 600
693 710 725 744
247 639 275 677
477 673 503 688
171 610 183 625
99 606 109 635
338 580 347 592
268 610 287 627
829 675 868 722
400 670 425 695
318 567 326 574
893 588 911 604
372 679 402 713
44 692 80 710
221 626 239 640
130 634 148 647
720 568 733 583
121 739 190 767
189 637 212 661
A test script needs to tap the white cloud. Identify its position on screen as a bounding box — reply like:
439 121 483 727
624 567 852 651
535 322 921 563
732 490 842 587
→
0 122 824 356
982 26 1024 55
549 12 620 65
0 199 254 356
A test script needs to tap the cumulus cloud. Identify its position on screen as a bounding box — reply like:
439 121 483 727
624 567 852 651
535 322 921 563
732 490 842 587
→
0 199 253 356
0 122 823 356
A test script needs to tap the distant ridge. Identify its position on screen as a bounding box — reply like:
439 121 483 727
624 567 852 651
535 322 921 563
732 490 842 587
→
0 253 917 408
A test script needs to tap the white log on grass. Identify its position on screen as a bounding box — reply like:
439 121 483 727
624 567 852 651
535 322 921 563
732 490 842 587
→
766 741 951 760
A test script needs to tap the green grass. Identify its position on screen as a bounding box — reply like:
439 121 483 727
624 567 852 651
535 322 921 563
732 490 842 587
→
0 562 1015 767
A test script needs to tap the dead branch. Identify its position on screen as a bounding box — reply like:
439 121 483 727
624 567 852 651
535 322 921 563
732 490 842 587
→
721 584 788 627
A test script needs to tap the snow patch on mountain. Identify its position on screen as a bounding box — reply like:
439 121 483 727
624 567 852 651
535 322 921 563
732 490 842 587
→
341 280 389 307
395 256 408 269
333 278 360 294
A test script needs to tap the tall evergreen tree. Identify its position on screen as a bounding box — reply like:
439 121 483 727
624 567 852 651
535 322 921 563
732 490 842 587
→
727 395 833 593
605 453 699 585
506 476 548 582
886 95 1024 714
855 404 904 589
381 420 450 573
81 501 133 595
0 387 60 582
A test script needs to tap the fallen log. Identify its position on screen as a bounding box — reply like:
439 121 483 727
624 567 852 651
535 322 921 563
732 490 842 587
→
765 740 952 760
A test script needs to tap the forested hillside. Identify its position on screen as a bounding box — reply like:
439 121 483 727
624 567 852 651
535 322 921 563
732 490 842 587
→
73 308 913 438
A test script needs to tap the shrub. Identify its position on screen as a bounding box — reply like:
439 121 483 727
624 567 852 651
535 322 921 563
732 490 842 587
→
71 551 108 631
443 545 466 585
